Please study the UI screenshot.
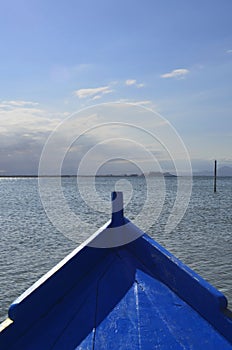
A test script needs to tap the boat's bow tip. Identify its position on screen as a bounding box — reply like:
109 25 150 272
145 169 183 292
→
111 191 125 227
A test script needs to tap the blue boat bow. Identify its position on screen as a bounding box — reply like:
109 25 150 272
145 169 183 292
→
0 191 232 349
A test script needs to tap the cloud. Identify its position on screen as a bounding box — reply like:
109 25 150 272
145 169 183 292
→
0 103 67 174
0 100 39 109
113 99 154 109
226 49 232 54
0 108 61 132
161 69 189 79
125 80 145 88
74 86 113 99
92 95 102 101
125 79 137 86
0 102 188 175
74 79 145 102
127 100 153 107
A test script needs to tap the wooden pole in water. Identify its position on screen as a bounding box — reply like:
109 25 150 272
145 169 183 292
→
214 160 217 193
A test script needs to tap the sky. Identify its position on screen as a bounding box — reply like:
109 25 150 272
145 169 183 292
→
0 0 232 175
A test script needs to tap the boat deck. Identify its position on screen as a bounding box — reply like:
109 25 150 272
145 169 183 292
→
3 244 232 350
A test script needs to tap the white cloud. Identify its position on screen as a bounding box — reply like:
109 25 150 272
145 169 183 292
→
0 107 61 134
128 100 153 107
0 102 192 175
226 49 232 54
0 104 65 174
92 95 102 100
0 100 39 109
113 99 154 109
125 80 145 88
161 68 189 79
125 79 137 86
74 86 113 99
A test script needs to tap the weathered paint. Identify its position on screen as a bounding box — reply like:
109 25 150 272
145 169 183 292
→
0 192 231 349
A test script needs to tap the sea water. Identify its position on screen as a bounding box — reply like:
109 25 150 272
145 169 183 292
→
0 176 231 322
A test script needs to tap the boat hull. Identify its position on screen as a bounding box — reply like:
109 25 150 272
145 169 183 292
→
0 192 232 349
0 230 232 349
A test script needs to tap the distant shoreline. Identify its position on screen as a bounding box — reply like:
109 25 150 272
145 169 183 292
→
0 174 232 178
0 171 177 178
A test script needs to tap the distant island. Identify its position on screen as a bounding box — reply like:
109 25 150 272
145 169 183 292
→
0 172 177 178
1 166 232 177
94 172 177 178
146 171 177 178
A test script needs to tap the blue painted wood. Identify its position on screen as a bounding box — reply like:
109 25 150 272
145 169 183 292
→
127 232 232 343
0 191 232 349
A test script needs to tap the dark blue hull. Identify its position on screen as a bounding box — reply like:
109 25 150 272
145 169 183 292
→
0 192 232 349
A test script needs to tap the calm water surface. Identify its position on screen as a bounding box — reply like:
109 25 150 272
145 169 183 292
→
0 176 231 322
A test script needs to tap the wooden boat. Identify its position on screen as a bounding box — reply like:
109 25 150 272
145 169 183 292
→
0 192 232 349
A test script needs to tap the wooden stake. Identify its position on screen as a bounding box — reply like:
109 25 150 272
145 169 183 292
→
214 160 217 193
